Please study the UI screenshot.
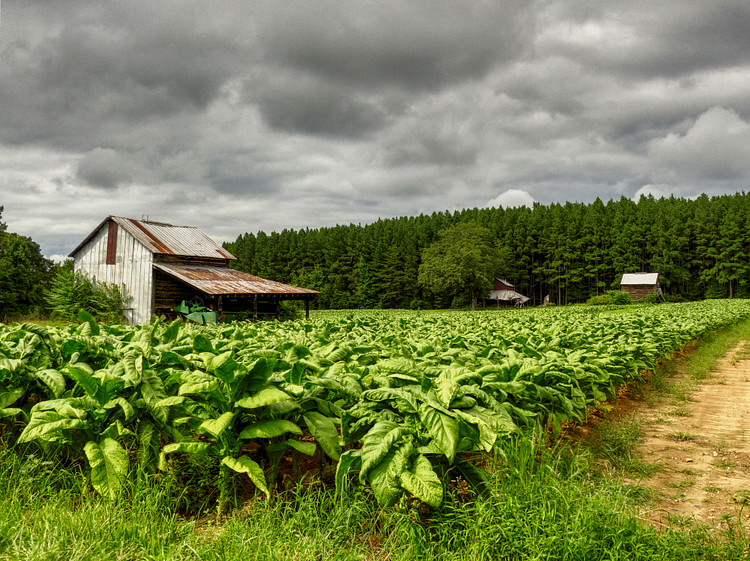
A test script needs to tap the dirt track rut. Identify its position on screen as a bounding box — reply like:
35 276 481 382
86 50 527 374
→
632 342 750 530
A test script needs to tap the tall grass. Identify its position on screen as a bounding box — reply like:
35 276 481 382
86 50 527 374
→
2 441 747 561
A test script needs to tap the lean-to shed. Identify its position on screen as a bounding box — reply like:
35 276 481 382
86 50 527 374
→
619 272 660 301
487 278 530 307
69 216 319 324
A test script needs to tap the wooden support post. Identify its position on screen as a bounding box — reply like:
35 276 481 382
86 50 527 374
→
305 299 310 319
218 295 223 322
276 299 281 321
253 294 258 322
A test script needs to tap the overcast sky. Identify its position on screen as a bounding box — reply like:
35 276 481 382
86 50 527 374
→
2 1 750 259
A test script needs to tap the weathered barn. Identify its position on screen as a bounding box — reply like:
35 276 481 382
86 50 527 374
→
487 278 530 307
69 216 319 324
620 272 660 301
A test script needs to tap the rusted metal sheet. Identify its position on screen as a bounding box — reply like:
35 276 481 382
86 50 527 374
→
117 217 235 259
69 216 236 260
153 263 319 297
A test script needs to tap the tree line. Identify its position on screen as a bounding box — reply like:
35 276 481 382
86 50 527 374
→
224 192 750 308
0 207 125 322
0 206 52 319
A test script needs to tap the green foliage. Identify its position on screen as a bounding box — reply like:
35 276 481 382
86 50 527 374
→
607 290 633 305
3 440 748 561
225 192 750 307
586 294 614 306
46 269 126 323
417 222 499 310
0 223 53 319
587 290 634 306
3 302 750 511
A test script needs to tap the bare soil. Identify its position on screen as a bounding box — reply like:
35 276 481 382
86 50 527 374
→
626 342 750 531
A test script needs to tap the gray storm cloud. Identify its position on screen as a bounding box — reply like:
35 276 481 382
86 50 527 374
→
1 0 750 258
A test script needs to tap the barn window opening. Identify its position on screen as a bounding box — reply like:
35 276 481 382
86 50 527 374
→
106 221 118 265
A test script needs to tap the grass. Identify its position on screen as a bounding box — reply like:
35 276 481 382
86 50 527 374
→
583 415 660 477
2 441 748 561
669 432 696 441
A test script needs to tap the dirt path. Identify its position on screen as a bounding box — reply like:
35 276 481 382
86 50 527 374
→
630 342 750 531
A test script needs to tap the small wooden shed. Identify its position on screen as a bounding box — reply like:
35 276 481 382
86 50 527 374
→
620 272 660 301
487 278 530 307
69 216 319 324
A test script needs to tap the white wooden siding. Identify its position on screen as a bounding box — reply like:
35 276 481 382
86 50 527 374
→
73 224 154 324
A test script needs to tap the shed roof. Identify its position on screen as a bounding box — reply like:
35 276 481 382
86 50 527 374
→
494 278 514 288
620 272 659 286
489 289 530 303
69 216 236 260
154 263 319 298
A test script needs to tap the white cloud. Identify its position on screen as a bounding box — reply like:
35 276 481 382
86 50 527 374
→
632 184 674 201
486 189 536 209
648 106 750 181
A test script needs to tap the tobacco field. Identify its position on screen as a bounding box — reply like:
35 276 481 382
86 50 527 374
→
2 300 750 512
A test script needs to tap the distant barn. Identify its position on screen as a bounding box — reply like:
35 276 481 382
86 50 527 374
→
69 216 319 324
487 278 530 307
620 272 660 301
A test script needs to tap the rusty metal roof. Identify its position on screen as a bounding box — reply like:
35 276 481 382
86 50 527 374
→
69 216 236 260
154 263 319 298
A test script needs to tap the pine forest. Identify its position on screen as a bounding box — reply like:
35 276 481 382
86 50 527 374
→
224 192 750 308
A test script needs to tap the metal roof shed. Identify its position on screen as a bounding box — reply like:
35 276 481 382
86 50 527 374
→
69 216 318 323
620 272 660 301
487 278 530 307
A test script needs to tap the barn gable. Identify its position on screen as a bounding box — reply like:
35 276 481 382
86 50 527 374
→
70 216 318 324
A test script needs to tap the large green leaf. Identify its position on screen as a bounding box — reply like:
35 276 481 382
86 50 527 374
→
359 422 412 483
158 441 213 470
17 411 87 443
435 369 462 408
302 411 341 461
0 389 23 409
418 403 459 463
362 387 420 412
399 455 443 507
102 397 136 423
178 371 220 396
0 407 22 418
122 353 144 386
140 371 168 424
84 438 129 501
239 419 302 440
77 310 101 336
221 455 270 499
335 449 362 495
193 334 214 353
137 420 160 474
285 439 317 456
367 448 403 507
65 363 99 398
235 386 292 409
0 358 24 374
200 411 235 438
34 368 66 399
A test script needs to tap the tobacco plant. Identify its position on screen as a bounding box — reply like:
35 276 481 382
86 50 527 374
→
2 300 750 510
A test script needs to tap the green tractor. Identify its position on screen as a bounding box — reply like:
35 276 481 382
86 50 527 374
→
173 296 218 324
